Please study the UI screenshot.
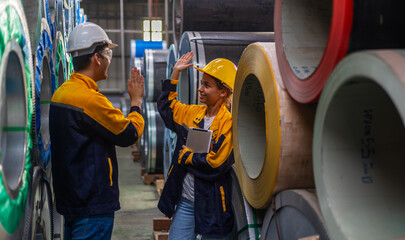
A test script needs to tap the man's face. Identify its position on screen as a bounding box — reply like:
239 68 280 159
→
97 48 112 80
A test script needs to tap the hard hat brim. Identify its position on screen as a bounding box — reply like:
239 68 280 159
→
194 66 232 91
107 42 118 49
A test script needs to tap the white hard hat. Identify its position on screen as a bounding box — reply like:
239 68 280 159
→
67 22 118 57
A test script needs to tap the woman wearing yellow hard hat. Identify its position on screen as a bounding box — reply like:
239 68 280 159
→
157 51 236 240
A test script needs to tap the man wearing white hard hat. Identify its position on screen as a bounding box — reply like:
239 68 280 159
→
49 22 145 239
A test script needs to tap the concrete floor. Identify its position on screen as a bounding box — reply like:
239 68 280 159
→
112 147 162 240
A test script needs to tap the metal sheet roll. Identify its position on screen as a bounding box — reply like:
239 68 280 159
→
64 0 72 44
260 189 329 240
163 128 177 180
0 0 34 237
34 19 56 177
140 101 148 168
144 49 169 102
44 0 55 41
232 42 315 209
22 0 46 52
229 168 264 240
178 31 274 105
55 0 66 35
133 57 144 76
22 167 53 240
313 50 405 240
143 102 165 174
166 44 177 79
275 0 405 103
172 0 274 48
162 44 178 180
53 31 67 87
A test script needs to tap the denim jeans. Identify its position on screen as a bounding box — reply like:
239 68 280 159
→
64 213 115 240
169 198 229 240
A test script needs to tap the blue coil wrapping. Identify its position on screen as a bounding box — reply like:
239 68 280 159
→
35 26 55 169
44 0 55 41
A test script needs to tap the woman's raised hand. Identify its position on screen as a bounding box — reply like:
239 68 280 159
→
171 52 194 80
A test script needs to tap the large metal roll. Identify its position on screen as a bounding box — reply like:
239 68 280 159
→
313 50 405 240
0 0 34 237
260 189 329 240
166 44 177 80
275 0 405 103
55 0 66 35
172 0 274 48
229 168 264 240
53 31 66 87
43 0 55 41
163 128 177 180
144 49 169 102
64 0 72 44
232 42 315 209
34 19 56 177
22 167 53 240
143 102 165 174
22 0 46 52
178 31 274 105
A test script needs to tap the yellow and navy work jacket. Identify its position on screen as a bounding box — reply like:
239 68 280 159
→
49 73 144 217
157 79 234 236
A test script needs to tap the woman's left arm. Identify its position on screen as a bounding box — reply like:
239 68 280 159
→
177 118 234 180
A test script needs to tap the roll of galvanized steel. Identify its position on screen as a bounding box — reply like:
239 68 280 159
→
44 0 55 41
229 168 264 240
55 0 66 35
163 128 177 180
162 45 178 180
34 19 56 177
166 44 177 79
22 167 53 240
313 50 405 240
232 42 315 209
0 0 34 237
275 0 405 103
178 31 274 104
143 102 165 174
140 101 148 168
22 0 46 52
53 31 66 87
172 0 274 48
64 0 72 42
260 189 329 240
144 49 169 102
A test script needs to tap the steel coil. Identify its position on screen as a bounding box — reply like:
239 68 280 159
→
34 19 56 177
229 168 264 240
275 0 405 103
53 31 66 88
55 0 66 35
22 167 53 240
0 0 34 237
144 49 169 102
64 0 72 43
313 50 405 240
172 0 274 48
178 31 274 105
163 128 177 180
260 189 329 240
232 42 315 209
22 0 46 52
166 44 177 79
142 102 165 174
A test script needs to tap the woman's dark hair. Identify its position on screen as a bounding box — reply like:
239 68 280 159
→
72 43 108 72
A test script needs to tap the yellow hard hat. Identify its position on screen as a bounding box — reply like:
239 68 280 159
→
194 58 237 91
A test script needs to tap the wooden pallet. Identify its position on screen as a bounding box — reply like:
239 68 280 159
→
155 179 164 196
153 217 171 240
131 144 141 162
142 172 164 185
